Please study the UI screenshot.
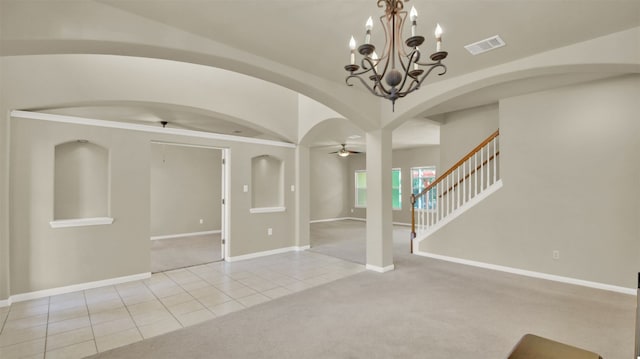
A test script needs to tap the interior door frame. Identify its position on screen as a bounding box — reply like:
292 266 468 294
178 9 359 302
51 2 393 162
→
150 141 229 262
221 148 230 260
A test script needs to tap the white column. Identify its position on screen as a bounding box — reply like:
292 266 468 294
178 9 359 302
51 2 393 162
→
365 128 394 272
295 145 310 250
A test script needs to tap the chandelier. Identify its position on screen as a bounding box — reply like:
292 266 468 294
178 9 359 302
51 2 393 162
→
344 0 448 110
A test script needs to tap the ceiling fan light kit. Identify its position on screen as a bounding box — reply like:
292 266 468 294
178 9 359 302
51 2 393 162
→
344 0 448 110
330 144 361 157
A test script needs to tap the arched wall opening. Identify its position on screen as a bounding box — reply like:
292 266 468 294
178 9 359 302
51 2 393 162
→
383 62 640 131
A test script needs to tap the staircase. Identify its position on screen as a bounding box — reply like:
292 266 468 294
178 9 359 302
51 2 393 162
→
410 130 502 252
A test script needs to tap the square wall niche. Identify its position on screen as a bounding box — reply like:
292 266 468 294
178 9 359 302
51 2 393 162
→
51 140 112 227
251 155 284 212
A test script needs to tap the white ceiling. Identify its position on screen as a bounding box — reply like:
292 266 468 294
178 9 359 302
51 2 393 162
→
2 0 639 150
97 0 640 85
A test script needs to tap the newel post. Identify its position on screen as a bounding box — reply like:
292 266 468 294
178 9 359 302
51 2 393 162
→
410 194 416 254
635 272 639 358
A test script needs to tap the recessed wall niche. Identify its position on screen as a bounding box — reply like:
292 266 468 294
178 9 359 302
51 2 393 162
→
251 155 284 211
54 140 110 221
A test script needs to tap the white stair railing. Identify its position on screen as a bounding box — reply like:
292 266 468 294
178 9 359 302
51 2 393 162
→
410 130 501 252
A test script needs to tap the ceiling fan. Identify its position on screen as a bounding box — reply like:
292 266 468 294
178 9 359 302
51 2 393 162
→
330 144 361 157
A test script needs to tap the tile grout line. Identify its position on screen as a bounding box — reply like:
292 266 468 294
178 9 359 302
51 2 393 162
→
0 254 360 356
193 260 320 302
43 296 51 358
153 270 223 323
139 275 188 328
182 268 248 319
112 284 145 348
83 290 99 355
44 294 95 357
0 304 9 335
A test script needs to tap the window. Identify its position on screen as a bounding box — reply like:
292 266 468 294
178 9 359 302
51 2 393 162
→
391 168 401 210
355 170 367 208
354 169 402 209
411 166 436 210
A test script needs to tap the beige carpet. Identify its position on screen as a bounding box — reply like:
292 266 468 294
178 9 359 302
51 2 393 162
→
96 222 634 358
151 233 222 272
309 220 368 264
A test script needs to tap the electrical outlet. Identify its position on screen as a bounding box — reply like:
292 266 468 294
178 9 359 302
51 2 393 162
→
351 208 354 213
290 185 295 192
267 228 273 236
243 185 248 192
552 250 560 260
199 219 204 224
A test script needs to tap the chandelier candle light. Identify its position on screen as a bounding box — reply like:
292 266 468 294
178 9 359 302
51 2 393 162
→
344 0 448 110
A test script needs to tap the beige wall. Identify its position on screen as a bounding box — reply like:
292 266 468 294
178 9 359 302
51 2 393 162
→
150 143 221 237
8 117 296 295
309 148 351 221
230 145 296 256
10 119 152 295
419 75 640 288
440 104 500 170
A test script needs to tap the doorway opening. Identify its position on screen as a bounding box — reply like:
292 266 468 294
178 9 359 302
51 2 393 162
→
149 142 228 273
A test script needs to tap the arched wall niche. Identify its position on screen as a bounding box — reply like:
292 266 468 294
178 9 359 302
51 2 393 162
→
250 155 284 213
53 140 111 223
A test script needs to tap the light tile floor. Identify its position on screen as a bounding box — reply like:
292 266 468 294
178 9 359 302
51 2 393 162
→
0 251 364 359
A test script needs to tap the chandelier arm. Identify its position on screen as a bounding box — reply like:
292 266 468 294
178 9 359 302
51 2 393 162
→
416 63 448 88
401 75 421 95
345 57 381 78
378 14 391 63
403 48 420 74
346 74 389 98
361 56 375 73
394 51 421 94
415 59 444 67
399 78 420 98
363 55 395 96
396 11 411 59
347 67 373 78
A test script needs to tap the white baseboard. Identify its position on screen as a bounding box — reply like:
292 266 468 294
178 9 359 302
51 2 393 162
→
414 250 635 295
3 272 151 306
150 230 220 241
310 217 347 223
365 264 395 273
310 217 365 224
0 298 11 308
393 222 411 227
311 218 409 225
226 245 308 262
50 217 114 229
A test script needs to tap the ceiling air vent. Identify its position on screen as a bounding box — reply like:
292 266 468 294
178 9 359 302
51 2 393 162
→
464 35 505 55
